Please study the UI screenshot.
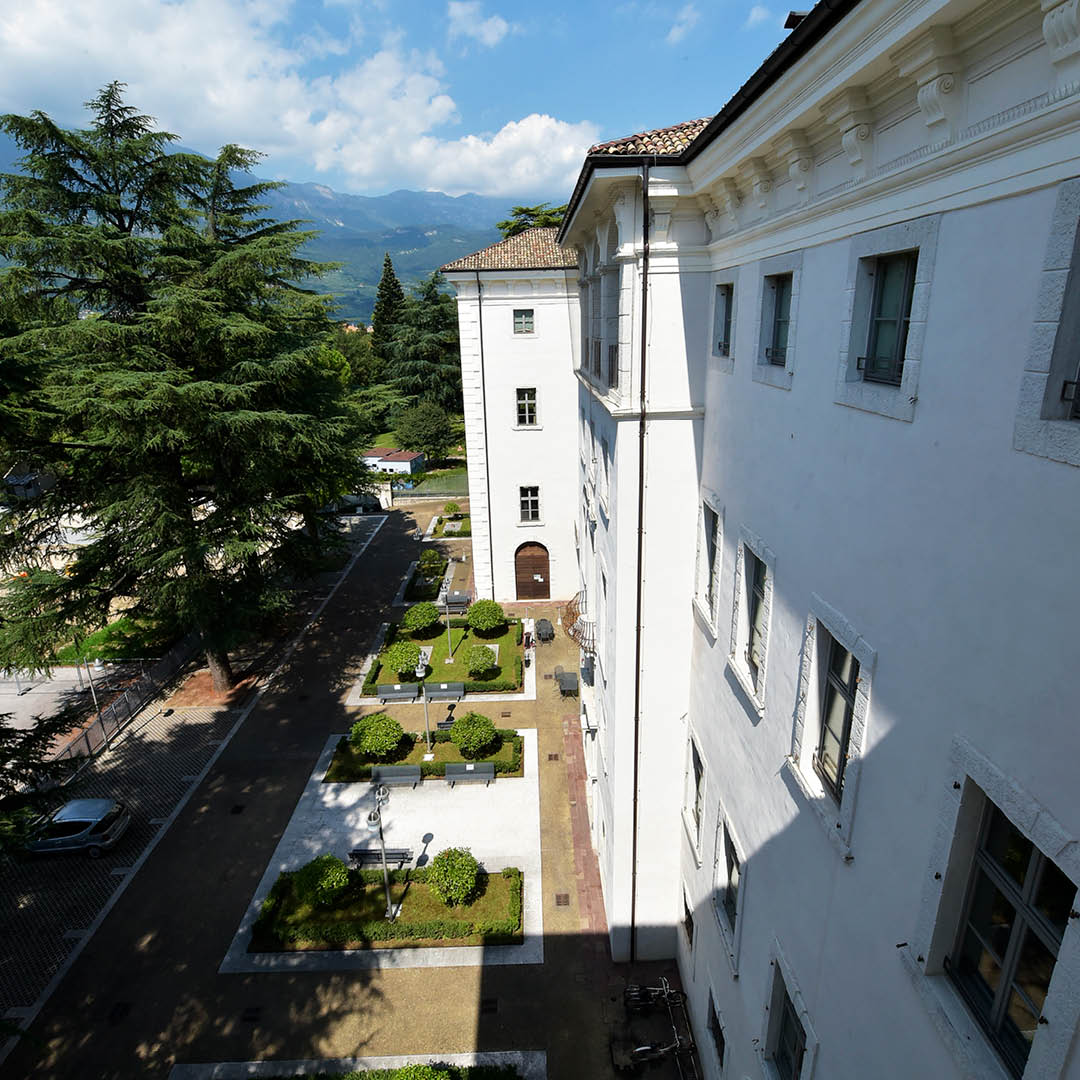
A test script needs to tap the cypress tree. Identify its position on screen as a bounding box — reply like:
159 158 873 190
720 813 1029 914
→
0 84 365 692
371 252 406 359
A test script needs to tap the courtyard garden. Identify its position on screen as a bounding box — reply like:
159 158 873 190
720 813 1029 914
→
296 1068 523 1079
405 549 449 602
363 599 524 695
251 848 523 950
432 501 471 538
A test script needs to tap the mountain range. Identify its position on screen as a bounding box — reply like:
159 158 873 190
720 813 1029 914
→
0 132 511 321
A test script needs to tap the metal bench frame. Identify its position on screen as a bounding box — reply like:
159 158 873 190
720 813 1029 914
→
445 762 495 787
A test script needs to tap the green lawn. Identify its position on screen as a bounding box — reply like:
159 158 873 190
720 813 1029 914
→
434 514 471 538
324 731 522 782
403 465 469 495
55 617 175 663
380 621 522 686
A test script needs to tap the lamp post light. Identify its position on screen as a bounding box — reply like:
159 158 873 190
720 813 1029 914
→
421 682 432 751
365 784 394 920
445 593 454 662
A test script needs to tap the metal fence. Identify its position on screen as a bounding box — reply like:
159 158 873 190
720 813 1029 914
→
51 632 202 763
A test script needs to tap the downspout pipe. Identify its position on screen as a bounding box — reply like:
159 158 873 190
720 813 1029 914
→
629 159 651 962
475 271 497 599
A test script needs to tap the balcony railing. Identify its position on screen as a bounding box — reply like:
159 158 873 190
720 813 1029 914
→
563 591 596 655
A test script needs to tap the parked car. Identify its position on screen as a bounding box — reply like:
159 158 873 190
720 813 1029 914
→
27 798 131 858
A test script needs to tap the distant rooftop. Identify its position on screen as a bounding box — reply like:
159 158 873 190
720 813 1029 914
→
588 116 713 157
442 227 577 272
362 448 423 462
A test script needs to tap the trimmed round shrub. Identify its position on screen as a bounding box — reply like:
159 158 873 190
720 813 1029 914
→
349 712 404 759
385 639 422 676
450 711 497 759
402 601 440 635
418 549 444 576
428 846 480 907
466 598 505 636
443 502 460 517
465 643 496 677
293 854 349 907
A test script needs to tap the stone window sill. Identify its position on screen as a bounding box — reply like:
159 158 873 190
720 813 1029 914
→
726 655 765 716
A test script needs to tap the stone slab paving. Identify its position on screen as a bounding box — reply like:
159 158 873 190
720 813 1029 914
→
0 704 238 1012
169 1049 547 1078
220 729 542 972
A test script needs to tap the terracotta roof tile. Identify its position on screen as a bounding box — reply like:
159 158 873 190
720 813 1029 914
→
442 227 577 272
588 116 713 157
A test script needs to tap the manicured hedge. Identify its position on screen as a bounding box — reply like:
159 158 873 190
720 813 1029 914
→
254 867 523 947
332 730 522 779
304 1063 522 1079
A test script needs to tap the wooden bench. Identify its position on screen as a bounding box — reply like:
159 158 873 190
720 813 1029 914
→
350 847 414 869
371 764 422 787
445 761 495 787
424 682 464 702
436 719 455 731
378 683 418 703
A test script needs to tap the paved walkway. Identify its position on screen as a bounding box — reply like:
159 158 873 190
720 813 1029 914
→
1 513 688 1080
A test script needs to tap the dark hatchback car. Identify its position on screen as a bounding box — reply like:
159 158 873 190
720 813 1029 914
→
27 798 132 858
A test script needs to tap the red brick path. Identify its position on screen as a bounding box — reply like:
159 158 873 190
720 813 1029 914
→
563 714 608 935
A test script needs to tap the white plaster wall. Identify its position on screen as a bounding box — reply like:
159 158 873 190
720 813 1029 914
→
448 271 579 602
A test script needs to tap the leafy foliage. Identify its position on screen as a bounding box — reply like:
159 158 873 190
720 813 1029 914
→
418 549 446 576
443 502 460 516
450 711 497 758
394 401 453 464
465 644 496 677
402 601 440 635
428 846 480 907
495 203 568 238
382 273 461 411
0 85 368 691
384 640 422 677
0 709 81 798
467 599 505 635
349 712 405 759
371 253 406 359
293 854 350 907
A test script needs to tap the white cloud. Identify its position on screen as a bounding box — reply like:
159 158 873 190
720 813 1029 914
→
0 0 593 197
665 4 700 45
446 1 511 48
744 4 780 29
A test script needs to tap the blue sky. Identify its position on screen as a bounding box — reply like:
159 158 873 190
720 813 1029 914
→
0 1 791 199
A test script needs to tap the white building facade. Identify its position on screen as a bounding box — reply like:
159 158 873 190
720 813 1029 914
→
444 229 580 604
557 0 1080 1078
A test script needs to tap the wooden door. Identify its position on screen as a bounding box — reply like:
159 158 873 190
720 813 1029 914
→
515 542 550 600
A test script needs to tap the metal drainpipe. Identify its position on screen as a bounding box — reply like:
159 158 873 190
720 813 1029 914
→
629 159 651 962
475 270 496 599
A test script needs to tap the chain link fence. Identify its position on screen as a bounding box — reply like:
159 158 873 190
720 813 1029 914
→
50 632 202 764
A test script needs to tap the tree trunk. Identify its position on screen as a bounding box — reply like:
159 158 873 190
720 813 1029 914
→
205 648 235 694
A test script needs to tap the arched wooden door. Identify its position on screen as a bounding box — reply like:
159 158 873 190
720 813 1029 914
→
515 542 550 600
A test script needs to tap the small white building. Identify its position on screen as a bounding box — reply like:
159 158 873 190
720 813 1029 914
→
443 228 579 602
360 448 425 475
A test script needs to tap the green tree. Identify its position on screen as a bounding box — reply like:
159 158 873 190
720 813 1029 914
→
450 711 497 758
328 322 384 387
371 253 406 359
428 846 480 906
0 85 365 692
293 853 350 907
394 401 454 464
348 712 404 759
402 601 440 635
465 644 496 677
382 273 461 411
384 639 421 677
466 599 506 636
495 203 568 238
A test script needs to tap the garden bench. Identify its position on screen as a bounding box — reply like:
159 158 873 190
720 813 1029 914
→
436 718 455 731
378 683 418 703
445 761 495 787
349 847 414 869
370 765 422 787
424 682 464 702
444 589 471 615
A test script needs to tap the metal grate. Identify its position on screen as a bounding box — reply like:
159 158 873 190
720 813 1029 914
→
555 893 570 907
500 710 512 718
543 674 553 680
548 753 560 761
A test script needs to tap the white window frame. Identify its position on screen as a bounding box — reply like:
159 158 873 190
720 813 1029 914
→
514 386 539 429
759 940 820 1080
712 807 746 977
727 528 775 713
753 251 802 390
682 733 707 863
711 267 739 375
706 988 728 1078
693 496 723 636
902 736 1080 1080
785 594 876 856
835 214 940 422
518 484 541 524
1014 177 1080 467
512 307 534 334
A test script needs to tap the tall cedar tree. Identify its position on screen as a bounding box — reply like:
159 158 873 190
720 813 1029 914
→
370 253 405 359
382 272 462 411
0 84 366 691
495 203 568 238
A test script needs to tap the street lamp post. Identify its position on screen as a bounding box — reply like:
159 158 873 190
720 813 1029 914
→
421 681 432 751
445 593 453 662
366 784 394 920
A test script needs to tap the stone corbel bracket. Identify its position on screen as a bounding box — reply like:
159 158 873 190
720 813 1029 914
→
1043 0 1080 86
696 192 725 242
892 26 964 140
739 157 773 210
713 177 742 226
772 129 814 194
648 195 678 245
821 86 875 174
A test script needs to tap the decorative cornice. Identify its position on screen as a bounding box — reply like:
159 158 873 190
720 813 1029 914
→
891 26 963 135
772 129 814 192
1043 0 1080 85
821 85 875 174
